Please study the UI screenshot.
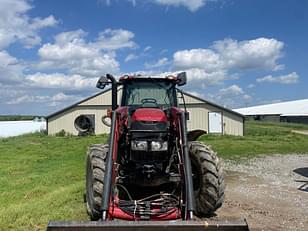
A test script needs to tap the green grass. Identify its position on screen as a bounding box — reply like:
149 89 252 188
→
200 121 308 159
0 133 107 231
1 121 308 230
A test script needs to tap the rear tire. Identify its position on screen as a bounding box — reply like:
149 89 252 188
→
189 141 225 216
85 144 108 220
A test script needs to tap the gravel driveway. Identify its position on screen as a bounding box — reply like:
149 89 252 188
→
216 154 308 231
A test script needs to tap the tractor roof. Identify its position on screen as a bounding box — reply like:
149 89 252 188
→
119 74 178 83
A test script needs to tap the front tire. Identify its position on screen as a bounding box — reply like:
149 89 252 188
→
189 141 225 216
85 144 108 220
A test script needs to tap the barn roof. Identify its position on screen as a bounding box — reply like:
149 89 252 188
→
46 88 244 119
234 98 308 116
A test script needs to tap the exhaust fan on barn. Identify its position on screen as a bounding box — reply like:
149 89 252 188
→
74 114 95 135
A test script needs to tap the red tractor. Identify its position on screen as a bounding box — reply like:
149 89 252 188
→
48 73 248 230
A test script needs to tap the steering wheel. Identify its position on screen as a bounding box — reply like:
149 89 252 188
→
141 98 158 107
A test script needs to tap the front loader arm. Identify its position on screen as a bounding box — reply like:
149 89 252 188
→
178 111 195 220
101 110 119 220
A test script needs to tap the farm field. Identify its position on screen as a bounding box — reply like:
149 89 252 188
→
202 121 308 159
0 121 308 230
0 134 106 230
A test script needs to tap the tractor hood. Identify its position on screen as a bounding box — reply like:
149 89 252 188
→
131 108 167 122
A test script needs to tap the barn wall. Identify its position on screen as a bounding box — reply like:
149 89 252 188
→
281 116 308 124
184 103 244 136
48 90 244 136
186 105 209 132
48 106 110 135
246 114 280 122
222 110 244 136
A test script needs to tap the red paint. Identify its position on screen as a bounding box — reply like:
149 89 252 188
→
116 106 129 128
132 108 167 122
105 106 184 221
109 204 181 221
116 106 128 115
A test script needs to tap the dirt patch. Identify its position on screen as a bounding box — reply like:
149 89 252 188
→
215 154 308 231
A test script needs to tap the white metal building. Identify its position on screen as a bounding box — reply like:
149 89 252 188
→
234 99 308 124
0 120 46 138
47 89 244 136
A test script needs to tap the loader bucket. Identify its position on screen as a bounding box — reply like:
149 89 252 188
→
47 219 249 231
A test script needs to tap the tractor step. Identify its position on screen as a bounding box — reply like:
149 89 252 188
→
47 219 249 231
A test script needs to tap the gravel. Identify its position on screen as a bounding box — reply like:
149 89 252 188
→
215 154 308 231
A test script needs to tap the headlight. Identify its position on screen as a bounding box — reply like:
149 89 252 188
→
131 140 148 151
151 141 168 151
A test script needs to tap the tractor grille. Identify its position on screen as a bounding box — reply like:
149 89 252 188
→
131 121 167 131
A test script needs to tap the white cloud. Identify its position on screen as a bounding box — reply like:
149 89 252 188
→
96 29 136 50
243 94 252 101
0 0 58 49
25 72 98 90
7 95 49 105
212 38 284 71
30 15 58 31
152 0 210 11
100 0 210 11
210 84 252 108
127 68 227 87
53 29 87 46
247 84 255 88
174 38 284 73
219 84 244 97
37 29 136 76
145 57 170 68
174 48 223 72
256 72 299 84
171 37 286 89
6 92 81 106
51 92 72 101
125 53 138 62
0 51 24 84
0 88 26 102
185 68 228 86
39 30 95 61
0 26 137 110
144 46 152 52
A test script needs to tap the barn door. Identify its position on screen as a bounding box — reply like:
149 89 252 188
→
209 112 222 133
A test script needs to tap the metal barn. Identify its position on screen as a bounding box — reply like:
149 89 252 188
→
235 98 308 125
47 89 244 136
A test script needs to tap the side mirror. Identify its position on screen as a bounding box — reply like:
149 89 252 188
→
177 72 187 86
96 76 109 89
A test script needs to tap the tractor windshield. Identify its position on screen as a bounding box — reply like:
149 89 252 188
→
121 79 177 108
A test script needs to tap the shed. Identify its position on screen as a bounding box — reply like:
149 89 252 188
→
47 89 244 136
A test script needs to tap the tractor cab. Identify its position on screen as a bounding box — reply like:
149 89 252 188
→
120 76 179 110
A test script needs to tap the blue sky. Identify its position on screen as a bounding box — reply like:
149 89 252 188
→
0 0 307 115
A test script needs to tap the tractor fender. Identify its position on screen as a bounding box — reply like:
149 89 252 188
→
187 129 207 141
